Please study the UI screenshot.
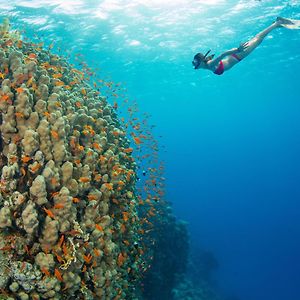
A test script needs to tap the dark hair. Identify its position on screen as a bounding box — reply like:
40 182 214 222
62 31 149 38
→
192 51 215 69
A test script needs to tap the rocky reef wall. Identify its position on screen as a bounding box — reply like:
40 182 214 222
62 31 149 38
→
0 19 143 300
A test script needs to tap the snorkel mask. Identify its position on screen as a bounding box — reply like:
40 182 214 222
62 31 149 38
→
192 49 211 69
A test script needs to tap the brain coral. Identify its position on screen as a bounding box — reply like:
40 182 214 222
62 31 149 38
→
0 19 143 299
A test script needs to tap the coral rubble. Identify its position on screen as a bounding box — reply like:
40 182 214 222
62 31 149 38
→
0 19 143 299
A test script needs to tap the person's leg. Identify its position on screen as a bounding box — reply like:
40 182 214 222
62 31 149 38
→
237 21 280 59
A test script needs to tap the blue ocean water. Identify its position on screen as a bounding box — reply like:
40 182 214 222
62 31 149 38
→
1 1 300 299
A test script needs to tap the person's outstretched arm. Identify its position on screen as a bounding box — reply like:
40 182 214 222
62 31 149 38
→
209 43 248 67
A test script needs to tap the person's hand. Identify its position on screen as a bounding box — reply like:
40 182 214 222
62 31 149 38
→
238 42 249 52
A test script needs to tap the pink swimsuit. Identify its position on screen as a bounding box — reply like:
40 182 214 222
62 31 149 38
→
214 54 242 76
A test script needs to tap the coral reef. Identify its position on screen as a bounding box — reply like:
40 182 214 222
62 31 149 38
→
141 202 189 300
0 19 144 299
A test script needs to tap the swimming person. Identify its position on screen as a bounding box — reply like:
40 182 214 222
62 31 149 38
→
192 17 300 75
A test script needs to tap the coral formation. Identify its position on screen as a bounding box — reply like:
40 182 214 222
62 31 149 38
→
141 202 189 300
0 19 143 299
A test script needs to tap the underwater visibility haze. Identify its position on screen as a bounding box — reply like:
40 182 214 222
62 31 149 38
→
0 0 300 299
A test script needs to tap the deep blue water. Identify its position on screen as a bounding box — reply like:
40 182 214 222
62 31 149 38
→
1 1 300 299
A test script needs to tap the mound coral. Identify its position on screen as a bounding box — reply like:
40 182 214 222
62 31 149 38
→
0 19 143 299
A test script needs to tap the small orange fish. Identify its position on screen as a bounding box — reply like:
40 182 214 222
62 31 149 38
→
1 94 10 102
43 207 55 219
28 53 37 59
54 80 64 86
77 145 84 152
30 163 41 173
92 143 102 150
93 248 101 257
17 40 23 48
58 235 64 248
54 203 64 209
83 253 93 264
87 194 97 201
21 156 31 163
133 137 142 145
61 243 68 256
104 183 113 191
62 230 79 237
51 178 58 186
54 268 63 282
117 253 125 267
72 197 80 203
15 87 24 94
20 167 26 177
41 267 51 277
53 73 63 79
122 212 129 222
123 240 130 246
15 112 24 118
123 148 133 153
53 251 64 263
51 130 59 139
79 177 90 183
94 174 102 182
82 265 87 273
120 224 126 233
95 224 104 232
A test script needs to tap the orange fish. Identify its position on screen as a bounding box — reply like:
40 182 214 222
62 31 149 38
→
133 137 142 144
72 197 80 203
41 267 51 277
123 148 133 153
94 174 102 182
122 212 129 222
51 130 59 139
30 163 41 173
117 253 125 267
53 73 63 79
54 80 65 86
15 87 24 94
43 207 55 219
104 183 113 190
120 224 126 233
21 156 31 163
20 167 26 177
54 268 63 282
83 253 93 264
92 142 102 150
28 53 37 59
1 94 10 102
58 235 65 248
93 248 101 257
64 230 81 236
87 194 97 201
95 224 104 232
15 112 24 118
82 265 87 273
79 177 90 183
17 40 23 48
54 203 64 209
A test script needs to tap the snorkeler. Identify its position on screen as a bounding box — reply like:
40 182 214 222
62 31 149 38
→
192 17 300 75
